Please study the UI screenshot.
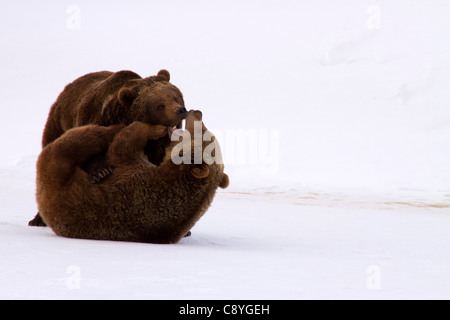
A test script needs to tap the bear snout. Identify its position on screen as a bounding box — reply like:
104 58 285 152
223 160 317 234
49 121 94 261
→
176 107 187 117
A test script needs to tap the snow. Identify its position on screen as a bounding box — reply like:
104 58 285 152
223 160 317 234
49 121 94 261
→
1 0 450 299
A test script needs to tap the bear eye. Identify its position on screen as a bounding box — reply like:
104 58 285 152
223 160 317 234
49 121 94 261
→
174 97 178 103
157 105 165 111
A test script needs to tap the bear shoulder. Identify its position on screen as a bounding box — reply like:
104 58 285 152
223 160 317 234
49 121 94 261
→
75 70 142 126
106 70 142 84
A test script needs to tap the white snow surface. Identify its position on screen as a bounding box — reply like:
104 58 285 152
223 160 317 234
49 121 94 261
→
1 0 450 299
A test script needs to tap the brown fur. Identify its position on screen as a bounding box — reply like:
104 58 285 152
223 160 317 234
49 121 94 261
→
41 69 185 165
41 69 185 147
29 69 186 226
36 110 229 244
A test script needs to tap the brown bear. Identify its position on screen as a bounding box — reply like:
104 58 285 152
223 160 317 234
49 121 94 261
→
29 69 186 226
36 110 229 244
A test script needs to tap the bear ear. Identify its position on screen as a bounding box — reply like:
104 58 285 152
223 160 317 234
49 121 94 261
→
191 164 210 179
118 87 137 105
157 69 170 82
219 173 230 189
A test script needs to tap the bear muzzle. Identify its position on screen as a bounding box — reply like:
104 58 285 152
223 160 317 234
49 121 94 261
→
176 107 187 117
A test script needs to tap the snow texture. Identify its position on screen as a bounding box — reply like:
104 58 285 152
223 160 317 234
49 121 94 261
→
0 0 449 299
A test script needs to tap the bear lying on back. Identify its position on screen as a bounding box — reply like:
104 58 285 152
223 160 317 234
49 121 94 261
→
29 69 187 226
36 110 229 244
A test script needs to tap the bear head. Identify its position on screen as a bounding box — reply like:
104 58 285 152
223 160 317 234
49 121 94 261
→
168 109 230 190
104 70 187 128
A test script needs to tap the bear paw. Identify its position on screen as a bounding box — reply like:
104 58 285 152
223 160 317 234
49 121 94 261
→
28 213 47 227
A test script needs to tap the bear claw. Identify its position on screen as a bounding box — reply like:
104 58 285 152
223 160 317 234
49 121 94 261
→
90 166 113 184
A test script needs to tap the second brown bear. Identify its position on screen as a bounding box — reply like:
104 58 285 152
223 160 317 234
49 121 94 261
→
36 110 229 244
